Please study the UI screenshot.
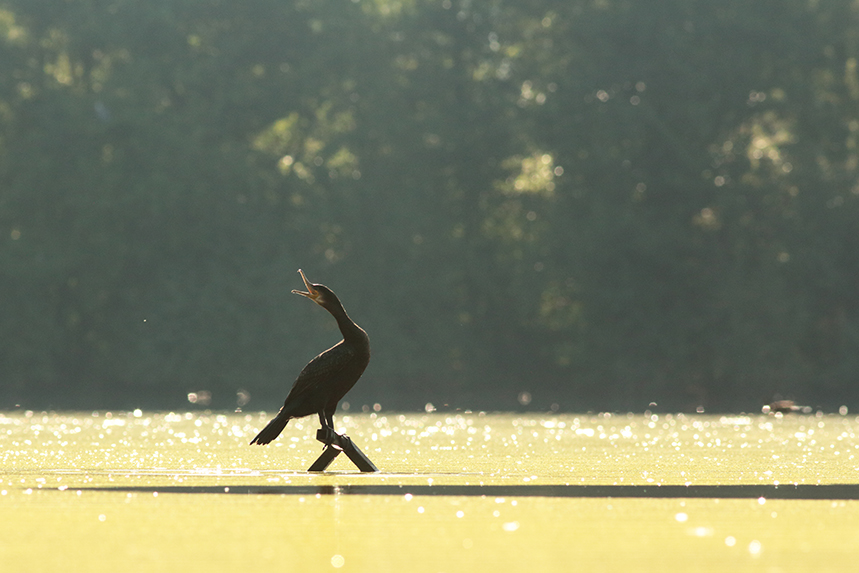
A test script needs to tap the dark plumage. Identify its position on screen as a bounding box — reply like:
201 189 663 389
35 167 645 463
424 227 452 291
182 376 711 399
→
250 269 370 446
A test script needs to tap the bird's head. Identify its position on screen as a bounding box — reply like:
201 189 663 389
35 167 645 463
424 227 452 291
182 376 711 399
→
292 269 338 308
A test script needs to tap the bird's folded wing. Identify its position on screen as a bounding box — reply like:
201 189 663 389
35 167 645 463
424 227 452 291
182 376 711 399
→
285 344 356 401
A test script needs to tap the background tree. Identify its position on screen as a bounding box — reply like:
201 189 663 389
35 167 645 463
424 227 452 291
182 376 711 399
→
1 0 857 412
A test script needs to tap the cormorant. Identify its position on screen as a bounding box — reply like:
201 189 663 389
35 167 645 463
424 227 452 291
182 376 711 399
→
250 269 370 446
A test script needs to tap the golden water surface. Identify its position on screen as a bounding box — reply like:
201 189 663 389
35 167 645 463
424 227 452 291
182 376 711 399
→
2 410 858 571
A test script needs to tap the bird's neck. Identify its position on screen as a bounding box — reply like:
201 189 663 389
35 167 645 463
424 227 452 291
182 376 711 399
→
328 301 367 345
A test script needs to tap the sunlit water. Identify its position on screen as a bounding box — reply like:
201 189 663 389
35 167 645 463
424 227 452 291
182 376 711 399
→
2 410 858 571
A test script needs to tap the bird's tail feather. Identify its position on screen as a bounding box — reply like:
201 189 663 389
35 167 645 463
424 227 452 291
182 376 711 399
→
249 413 290 445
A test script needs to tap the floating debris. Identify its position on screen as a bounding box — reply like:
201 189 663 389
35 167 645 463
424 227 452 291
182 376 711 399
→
762 400 812 415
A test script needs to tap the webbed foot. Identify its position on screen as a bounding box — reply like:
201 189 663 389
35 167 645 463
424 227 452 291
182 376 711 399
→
316 427 343 449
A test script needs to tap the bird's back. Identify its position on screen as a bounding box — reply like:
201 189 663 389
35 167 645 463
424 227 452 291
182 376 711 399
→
280 337 369 418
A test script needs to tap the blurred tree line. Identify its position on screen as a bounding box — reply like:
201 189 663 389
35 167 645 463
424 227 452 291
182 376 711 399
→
1 0 858 412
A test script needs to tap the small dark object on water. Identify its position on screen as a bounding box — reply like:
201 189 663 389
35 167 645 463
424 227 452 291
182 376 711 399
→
762 400 811 415
250 270 376 471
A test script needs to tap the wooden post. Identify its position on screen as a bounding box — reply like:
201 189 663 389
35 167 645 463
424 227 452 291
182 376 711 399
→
307 429 379 472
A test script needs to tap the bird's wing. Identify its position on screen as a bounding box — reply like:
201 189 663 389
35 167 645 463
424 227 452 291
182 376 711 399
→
284 343 356 403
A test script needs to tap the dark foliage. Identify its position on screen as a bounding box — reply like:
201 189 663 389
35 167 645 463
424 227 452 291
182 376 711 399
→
1 0 858 412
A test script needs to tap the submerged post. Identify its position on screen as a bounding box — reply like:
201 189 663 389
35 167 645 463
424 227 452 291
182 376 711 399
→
308 429 379 472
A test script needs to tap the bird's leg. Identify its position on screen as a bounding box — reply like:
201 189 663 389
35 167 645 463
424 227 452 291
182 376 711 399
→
324 406 337 435
324 405 345 448
317 411 338 448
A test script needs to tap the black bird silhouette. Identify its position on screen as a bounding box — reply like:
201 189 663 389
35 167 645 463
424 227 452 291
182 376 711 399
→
250 269 370 446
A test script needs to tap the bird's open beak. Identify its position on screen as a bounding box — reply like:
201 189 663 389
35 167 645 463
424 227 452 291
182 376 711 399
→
291 269 321 302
